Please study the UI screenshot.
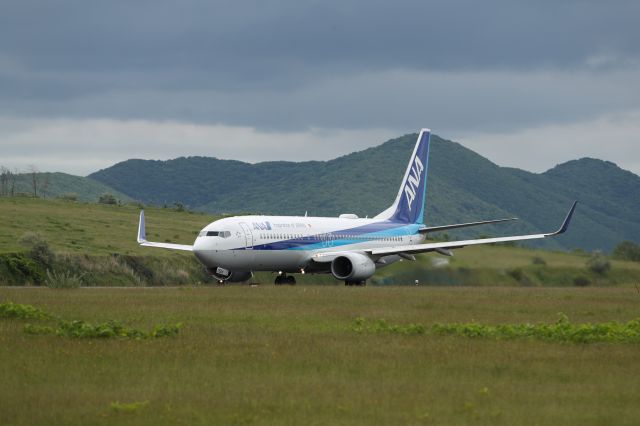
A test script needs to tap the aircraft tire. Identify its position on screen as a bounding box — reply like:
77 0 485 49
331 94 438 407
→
275 275 296 285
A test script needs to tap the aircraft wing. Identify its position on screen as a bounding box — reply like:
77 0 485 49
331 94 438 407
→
137 210 193 252
419 217 517 233
312 202 577 263
368 201 577 257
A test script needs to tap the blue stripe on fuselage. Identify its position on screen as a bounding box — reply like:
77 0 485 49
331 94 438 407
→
244 221 421 251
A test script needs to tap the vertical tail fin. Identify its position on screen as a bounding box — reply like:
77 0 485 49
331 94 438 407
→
375 129 431 224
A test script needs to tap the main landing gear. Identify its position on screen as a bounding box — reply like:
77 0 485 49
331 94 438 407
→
345 280 366 286
274 274 296 285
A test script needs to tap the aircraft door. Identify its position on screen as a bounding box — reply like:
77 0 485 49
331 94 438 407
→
239 223 254 249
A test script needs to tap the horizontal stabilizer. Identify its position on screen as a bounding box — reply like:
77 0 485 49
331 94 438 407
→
419 217 518 233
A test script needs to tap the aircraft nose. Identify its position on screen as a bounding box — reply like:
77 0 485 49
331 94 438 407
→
193 237 213 263
193 236 206 252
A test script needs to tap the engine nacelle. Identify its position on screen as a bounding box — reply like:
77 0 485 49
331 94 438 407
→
208 267 252 283
330 253 376 282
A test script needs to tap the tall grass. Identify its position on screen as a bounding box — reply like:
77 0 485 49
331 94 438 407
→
45 269 83 288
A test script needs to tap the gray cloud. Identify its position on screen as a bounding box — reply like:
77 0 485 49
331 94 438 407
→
0 1 639 174
3 68 639 135
2 1 639 92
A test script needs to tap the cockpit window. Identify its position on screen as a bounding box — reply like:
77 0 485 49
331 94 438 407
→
199 230 231 238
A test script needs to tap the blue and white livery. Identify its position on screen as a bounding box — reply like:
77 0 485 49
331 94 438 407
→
137 129 577 285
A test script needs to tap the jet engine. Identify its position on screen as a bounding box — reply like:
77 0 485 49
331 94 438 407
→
330 253 376 282
208 267 252 283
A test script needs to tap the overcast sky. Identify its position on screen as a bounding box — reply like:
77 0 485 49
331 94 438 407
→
1 0 639 175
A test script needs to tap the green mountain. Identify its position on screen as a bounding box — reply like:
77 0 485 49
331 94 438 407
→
7 172 131 203
88 134 640 252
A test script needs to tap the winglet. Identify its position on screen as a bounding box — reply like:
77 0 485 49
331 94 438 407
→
549 201 578 236
137 210 146 243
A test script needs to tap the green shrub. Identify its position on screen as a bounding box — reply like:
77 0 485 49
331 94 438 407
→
98 193 117 205
353 315 640 344
150 323 183 337
612 241 640 262
573 276 591 287
2 253 46 284
56 320 137 338
507 268 524 281
353 317 425 336
532 256 547 266
24 319 182 339
0 302 52 320
587 251 611 275
19 232 54 267
3 302 182 339
23 324 55 335
110 401 149 414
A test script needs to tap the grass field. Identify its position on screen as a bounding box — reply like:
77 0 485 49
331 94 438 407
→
2 286 640 425
0 197 212 256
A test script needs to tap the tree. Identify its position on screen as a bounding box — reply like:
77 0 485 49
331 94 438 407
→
28 165 39 197
612 241 640 262
0 166 8 196
1 167 18 197
9 168 17 196
99 193 117 205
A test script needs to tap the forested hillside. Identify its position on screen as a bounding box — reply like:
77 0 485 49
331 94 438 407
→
0 171 130 203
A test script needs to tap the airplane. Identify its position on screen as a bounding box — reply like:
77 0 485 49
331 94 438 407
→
137 128 577 285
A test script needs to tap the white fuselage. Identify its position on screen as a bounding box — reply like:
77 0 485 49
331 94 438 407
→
192 215 425 273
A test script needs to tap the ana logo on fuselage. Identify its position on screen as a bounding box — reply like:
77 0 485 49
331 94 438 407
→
403 156 424 211
252 221 272 230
